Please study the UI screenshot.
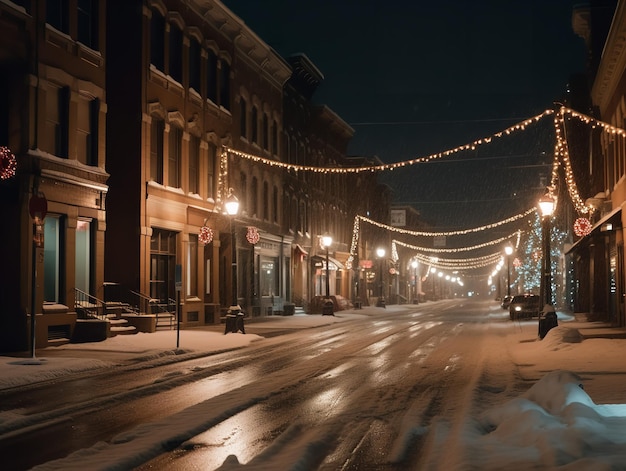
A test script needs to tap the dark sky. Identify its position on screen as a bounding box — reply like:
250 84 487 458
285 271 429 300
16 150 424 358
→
223 1 588 231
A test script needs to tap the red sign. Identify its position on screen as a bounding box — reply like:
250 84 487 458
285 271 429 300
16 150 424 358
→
359 260 373 269
29 194 47 221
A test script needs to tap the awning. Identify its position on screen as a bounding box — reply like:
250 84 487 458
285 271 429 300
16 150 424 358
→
294 244 308 256
312 255 345 270
565 207 622 255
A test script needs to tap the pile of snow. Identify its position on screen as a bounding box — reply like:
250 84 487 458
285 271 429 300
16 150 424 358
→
459 370 626 470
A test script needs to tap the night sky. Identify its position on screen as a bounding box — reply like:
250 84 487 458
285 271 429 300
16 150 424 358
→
223 1 588 232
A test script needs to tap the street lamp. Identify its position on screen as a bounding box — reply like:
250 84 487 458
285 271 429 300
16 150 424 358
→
430 266 436 300
411 260 418 304
504 245 513 297
224 190 240 314
321 233 334 315
376 247 386 308
538 191 556 309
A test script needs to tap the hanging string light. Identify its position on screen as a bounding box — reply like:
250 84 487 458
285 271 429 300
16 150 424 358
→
358 209 534 237
224 110 552 174
393 231 520 254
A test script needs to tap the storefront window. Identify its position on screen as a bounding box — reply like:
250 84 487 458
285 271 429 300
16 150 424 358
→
260 257 278 296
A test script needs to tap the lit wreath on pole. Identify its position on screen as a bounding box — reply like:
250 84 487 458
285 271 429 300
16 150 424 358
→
246 226 259 245
573 217 592 237
199 225 214 245
0 146 17 180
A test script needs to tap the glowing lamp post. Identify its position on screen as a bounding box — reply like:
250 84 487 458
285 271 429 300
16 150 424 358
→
321 234 334 315
224 191 240 314
537 191 557 338
411 260 419 304
376 247 386 308
504 245 513 297
538 192 555 308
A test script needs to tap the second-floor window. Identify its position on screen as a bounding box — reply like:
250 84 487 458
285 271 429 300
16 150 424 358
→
169 23 183 84
207 142 216 199
150 8 165 71
168 126 181 188
189 37 201 93
219 61 231 111
46 0 69 33
189 135 199 194
77 0 98 50
240 99 247 139
45 84 69 158
251 106 258 144
77 95 99 166
206 50 218 103
150 118 164 184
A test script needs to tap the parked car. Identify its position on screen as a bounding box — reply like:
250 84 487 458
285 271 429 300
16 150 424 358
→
509 294 541 320
501 295 513 310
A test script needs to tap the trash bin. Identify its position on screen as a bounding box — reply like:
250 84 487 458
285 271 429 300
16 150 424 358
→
539 311 558 339
322 299 334 316
224 308 246 334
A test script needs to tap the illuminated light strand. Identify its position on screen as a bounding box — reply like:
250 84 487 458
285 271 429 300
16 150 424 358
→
411 250 504 268
562 106 626 137
393 231 520 254
359 209 534 237
554 107 594 215
224 110 552 174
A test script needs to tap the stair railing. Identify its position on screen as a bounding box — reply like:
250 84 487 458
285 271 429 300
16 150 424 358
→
74 288 108 320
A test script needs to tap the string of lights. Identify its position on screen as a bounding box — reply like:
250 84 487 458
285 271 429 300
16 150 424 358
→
392 231 520 254
223 110 552 174
358 209 534 237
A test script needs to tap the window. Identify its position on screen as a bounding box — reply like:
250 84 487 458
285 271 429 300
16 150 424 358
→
150 8 165 71
189 37 201 92
262 114 269 150
206 50 218 103
271 120 278 155
240 172 247 210
240 98 247 139
77 0 97 49
150 117 164 184
77 95 99 166
75 218 92 294
44 216 64 303
150 229 177 301
46 0 69 33
251 106 258 144
260 257 279 296
263 181 269 220
45 85 69 158
273 186 278 223
187 234 198 297
169 23 183 83
251 177 258 217
219 61 230 110
189 135 199 194
207 142 216 199
168 126 181 188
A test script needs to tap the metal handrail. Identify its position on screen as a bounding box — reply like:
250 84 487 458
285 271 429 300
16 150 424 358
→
129 290 176 315
74 288 108 320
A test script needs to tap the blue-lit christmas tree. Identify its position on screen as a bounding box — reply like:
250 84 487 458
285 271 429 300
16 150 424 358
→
515 213 567 306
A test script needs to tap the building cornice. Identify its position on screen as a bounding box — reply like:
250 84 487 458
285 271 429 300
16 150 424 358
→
591 0 626 114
